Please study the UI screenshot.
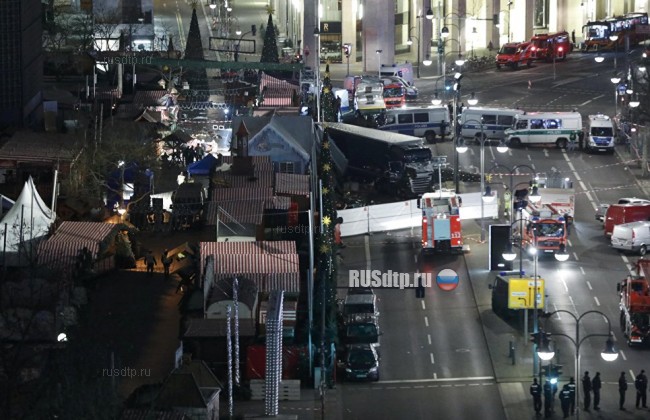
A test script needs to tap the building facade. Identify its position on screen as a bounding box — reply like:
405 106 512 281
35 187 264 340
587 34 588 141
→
294 0 649 74
0 0 43 128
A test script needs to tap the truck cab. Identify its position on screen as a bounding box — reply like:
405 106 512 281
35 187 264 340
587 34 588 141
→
382 83 406 109
496 42 533 69
419 189 463 254
530 31 571 61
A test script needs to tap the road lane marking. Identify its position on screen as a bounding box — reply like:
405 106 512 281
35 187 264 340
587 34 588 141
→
578 180 587 191
427 334 432 345
569 295 579 315
574 172 582 182
586 280 592 290
620 350 627 361
561 278 569 293
430 353 435 364
568 162 576 172
572 252 579 261
379 376 495 384
630 370 636 380
567 239 572 247
543 149 549 158
594 296 601 306
580 94 605 106
424 316 429 327
621 255 629 263
421 300 426 310
580 267 586 275
434 373 437 379
553 303 561 319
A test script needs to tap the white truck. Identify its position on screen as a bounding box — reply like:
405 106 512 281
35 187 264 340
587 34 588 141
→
354 81 386 114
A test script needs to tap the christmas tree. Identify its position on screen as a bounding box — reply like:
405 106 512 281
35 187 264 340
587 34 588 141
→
183 6 209 102
314 129 339 385
321 85 338 122
260 7 279 63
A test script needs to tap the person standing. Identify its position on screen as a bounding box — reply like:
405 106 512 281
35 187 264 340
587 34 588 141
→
592 372 602 410
620 371 628 410
544 379 553 418
582 371 592 411
530 378 542 414
162 250 172 279
145 250 157 276
567 377 576 414
559 384 572 418
635 369 648 408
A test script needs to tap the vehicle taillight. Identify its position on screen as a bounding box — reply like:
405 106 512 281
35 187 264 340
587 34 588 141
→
558 47 564 52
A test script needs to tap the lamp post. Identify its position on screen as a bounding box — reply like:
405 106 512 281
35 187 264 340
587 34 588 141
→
537 310 619 420
487 163 539 226
376 49 383 77
507 1 513 42
611 73 621 117
233 25 256 62
456 117 508 242
314 27 321 123
407 29 421 78
610 34 619 71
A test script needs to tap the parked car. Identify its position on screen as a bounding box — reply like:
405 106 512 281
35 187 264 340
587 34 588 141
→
595 198 650 221
341 344 380 381
611 221 650 255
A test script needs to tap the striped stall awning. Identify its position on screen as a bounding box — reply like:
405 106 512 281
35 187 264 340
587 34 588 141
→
214 272 299 293
275 173 310 197
205 200 265 225
213 252 299 273
48 221 117 245
37 240 97 281
212 187 274 201
200 241 296 256
265 196 292 210
133 90 167 106
220 155 274 173
213 170 274 188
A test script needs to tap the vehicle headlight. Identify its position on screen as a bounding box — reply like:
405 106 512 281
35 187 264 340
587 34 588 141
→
369 366 378 373
345 368 352 373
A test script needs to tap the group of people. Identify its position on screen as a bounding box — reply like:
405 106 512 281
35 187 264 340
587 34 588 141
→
531 370 648 417
161 144 206 167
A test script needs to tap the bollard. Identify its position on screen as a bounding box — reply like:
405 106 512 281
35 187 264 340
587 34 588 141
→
509 341 516 365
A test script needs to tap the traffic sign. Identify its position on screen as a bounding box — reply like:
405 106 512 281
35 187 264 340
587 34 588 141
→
507 278 545 309
436 268 459 291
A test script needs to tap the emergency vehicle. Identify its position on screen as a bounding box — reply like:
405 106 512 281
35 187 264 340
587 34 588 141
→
419 189 463 254
521 181 574 255
495 42 534 69
529 31 571 61
582 12 649 51
354 81 386 114
617 259 650 346
382 82 406 109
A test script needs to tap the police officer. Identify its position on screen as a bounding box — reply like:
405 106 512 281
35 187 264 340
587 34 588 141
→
592 372 602 411
635 369 648 408
582 371 592 411
530 378 542 414
620 371 628 410
559 384 572 418
544 379 553 418
567 377 576 414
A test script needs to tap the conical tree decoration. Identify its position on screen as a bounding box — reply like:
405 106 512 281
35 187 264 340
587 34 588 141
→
260 13 279 63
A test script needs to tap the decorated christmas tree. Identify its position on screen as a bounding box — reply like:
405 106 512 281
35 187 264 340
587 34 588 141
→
314 129 339 385
321 85 338 122
260 7 279 63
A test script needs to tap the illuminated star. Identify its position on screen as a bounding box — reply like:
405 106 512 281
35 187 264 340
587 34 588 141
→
320 243 330 253
322 215 332 226
266 5 275 15
322 186 329 195
322 163 331 172
322 141 329 149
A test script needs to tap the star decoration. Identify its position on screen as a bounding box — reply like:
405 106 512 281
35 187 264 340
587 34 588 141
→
322 141 329 149
322 215 332 226
322 186 329 195
320 243 330 253
266 5 275 15
322 163 331 172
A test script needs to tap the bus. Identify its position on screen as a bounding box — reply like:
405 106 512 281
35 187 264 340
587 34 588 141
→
582 12 649 51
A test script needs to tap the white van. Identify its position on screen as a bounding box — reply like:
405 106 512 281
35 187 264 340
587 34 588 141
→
380 107 450 144
611 221 650 255
380 63 414 85
354 82 385 113
460 107 522 143
585 114 615 153
505 111 583 148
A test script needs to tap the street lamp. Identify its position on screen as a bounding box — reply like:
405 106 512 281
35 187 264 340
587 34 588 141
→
407 28 422 78
314 27 321 123
594 52 604 63
376 49 383 77
610 34 619 71
456 117 508 242
422 55 433 66
488 163 539 226
537 310 619 420
611 73 621 116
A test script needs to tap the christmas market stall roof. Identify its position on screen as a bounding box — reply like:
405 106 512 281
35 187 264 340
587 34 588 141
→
0 130 83 166
0 176 55 259
206 276 258 319
275 173 310 197
259 72 299 106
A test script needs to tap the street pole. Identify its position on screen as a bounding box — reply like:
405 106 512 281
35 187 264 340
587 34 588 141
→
453 89 460 193
533 251 539 378
480 123 485 242
417 18 421 78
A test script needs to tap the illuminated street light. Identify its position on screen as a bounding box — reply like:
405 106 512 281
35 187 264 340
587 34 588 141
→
594 53 605 63
423 55 432 66
467 92 478 106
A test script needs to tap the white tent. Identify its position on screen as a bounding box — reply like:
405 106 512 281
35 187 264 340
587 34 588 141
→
0 177 56 262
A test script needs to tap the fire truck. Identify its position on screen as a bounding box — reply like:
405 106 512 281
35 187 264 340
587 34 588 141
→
382 82 406 109
419 189 463 254
521 180 574 255
617 259 650 346
529 31 571 62
495 42 534 69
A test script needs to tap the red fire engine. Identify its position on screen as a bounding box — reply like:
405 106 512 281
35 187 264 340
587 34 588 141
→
529 31 571 62
420 189 462 254
618 259 650 346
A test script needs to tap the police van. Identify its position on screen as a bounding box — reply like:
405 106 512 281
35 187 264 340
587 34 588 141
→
505 111 583 148
460 107 522 143
380 107 450 144
585 114 615 153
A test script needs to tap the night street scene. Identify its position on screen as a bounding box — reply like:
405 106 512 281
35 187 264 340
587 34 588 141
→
4 0 650 419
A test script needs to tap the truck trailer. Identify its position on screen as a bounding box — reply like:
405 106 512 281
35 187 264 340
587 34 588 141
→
618 259 650 346
326 123 435 197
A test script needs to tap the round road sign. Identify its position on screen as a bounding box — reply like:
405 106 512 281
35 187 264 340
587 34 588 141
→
436 268 459 291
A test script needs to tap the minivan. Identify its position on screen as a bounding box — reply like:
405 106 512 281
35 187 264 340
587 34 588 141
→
460 107 522 143
585 114 616 153
604 203 650 236
380 107 450 144
611 221 650 255
343 294 379 316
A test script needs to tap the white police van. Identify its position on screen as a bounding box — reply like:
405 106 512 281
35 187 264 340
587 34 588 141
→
585 114 615 153
505 111 583 148
460 107 522 143
380 107 450 144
